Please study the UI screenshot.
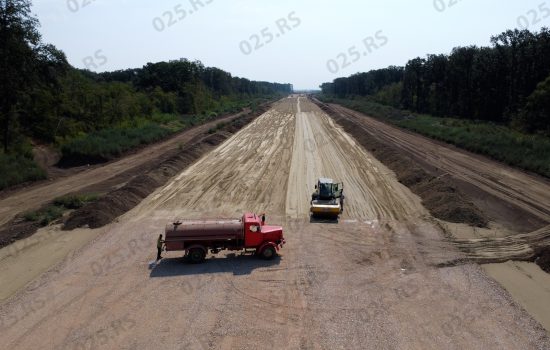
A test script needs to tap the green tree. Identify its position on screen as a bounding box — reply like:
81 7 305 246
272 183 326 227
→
322 27 550 133
0 0 66 151
516 74 550 135
402 58 426 111
0 0 40 151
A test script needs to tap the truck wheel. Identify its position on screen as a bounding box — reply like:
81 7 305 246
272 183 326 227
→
260 246 276 260
188 248 206 264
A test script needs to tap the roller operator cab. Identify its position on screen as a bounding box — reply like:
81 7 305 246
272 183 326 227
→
163 213 285 263
310 178 344 219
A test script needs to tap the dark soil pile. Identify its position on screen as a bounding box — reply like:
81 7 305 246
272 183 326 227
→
0 219 41 249
315 100 487 227
63 111 263 230
537 248 550 273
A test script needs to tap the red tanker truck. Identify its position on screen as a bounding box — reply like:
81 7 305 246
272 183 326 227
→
163 213 285 263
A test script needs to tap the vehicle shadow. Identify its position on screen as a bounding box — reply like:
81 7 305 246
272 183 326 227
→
309 216 339 224
149 253 282 278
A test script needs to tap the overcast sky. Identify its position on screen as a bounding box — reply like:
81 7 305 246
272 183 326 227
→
32 0 550 90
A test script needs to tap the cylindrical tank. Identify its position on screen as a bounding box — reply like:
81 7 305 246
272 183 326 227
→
165 219 243 240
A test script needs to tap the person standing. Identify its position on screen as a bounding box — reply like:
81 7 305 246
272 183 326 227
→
157 234 164 261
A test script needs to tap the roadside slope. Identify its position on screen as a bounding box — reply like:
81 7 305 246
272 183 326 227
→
325 103 550 231
0 111 249 228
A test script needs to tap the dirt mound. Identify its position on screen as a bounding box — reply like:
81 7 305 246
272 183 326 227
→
315 100 487 227
63 145 205 229
537 248 550 273
0 219 40 249
411 178 486 227
63 113 261 230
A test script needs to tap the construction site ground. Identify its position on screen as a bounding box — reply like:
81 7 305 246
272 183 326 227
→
1 97 549 349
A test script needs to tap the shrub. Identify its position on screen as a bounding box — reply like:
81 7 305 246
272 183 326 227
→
60 124 172 166
0 153 47 190
24 205 65 226
53 194 98 209
24 193 98 226
515 74 550 136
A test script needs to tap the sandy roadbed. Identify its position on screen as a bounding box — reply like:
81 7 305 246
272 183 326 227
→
0 98 548 349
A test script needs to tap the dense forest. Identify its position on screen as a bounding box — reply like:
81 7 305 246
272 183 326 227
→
321 28 550 136
0 0 291 189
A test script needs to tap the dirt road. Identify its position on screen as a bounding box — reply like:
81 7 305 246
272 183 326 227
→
327 103 550 232
1 98 548 349
0 111 247 228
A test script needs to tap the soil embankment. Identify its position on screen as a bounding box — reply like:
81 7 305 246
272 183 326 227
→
313 98 550 270
64 110 263 230
0 107 268 247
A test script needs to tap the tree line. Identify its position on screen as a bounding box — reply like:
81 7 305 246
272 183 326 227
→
0 0 292 153
321 28 550 136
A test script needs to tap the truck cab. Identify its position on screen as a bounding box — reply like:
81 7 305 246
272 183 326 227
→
243 213 285 256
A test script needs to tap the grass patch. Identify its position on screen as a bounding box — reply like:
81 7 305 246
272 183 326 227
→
53 194 99 209
24 206 65 226
0 153 47 190
59 112 230 167
208 121 229 134
319 95 550 178
24 193 99 226
398 115 550 177
60 123 173 166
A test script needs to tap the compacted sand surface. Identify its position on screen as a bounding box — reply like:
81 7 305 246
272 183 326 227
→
0 98 548 349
